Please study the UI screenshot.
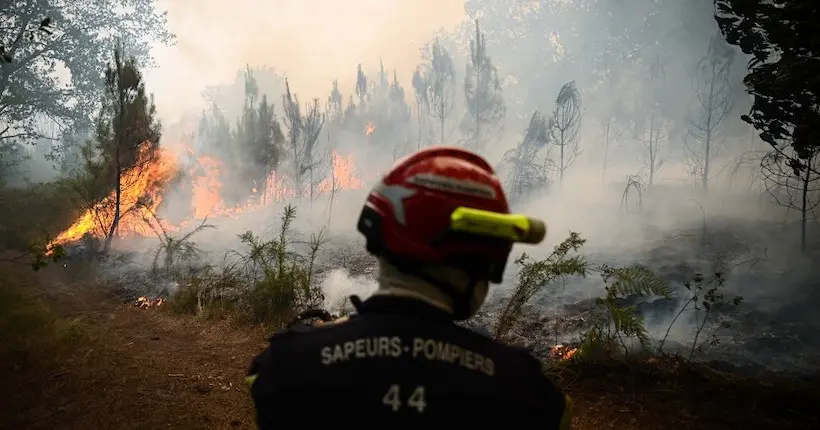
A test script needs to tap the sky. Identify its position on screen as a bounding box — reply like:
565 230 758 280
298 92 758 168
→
143 0 467 123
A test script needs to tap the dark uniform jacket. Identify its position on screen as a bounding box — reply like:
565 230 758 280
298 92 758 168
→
246 295 571 428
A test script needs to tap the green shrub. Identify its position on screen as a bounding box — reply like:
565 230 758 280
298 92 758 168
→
166 204 327 327
0 179 79 250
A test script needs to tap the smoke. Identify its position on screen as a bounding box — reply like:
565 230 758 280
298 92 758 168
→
29 0 819 372
321 268 378 313
145 0 467 123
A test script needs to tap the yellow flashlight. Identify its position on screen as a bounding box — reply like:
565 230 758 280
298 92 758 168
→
449 207 547 244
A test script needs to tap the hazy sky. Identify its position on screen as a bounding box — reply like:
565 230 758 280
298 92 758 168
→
144 0 467 122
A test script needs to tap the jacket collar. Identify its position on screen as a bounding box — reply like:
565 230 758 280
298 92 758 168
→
359 295 454 321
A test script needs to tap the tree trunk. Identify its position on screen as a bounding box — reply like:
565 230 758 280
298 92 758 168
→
800 168 809 253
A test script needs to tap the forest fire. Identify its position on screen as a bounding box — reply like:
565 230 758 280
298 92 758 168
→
550 344 579 360
50 142 180 246
135 296 164 308
49 142 365 248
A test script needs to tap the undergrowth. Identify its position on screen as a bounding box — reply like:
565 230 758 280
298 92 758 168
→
161 204 328 327
494 231 744 365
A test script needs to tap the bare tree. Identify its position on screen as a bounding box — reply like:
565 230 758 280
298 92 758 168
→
324 145 340 230
282 79 325 199
548 81 582 188
641 55 669 188
684 35 735 191
501 111 551 204
426 39 456 144
599 114 629 185
761 144 820 253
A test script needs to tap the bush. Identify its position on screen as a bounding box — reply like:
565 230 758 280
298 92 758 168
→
494 231 742 365
166 204 328 327
0 179 79 250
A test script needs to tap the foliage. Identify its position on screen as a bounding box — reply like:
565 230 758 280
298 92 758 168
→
0 179 78 250
0 1 172 153
715 0 820 167
74 45 162 253
144 214 215 277
659 271 744 360
494 232 588 340
167 205 328 326
578 265 670 360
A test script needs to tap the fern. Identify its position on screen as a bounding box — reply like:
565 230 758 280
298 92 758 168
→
577 264 670 359
493 232 588 340
600 264 670 298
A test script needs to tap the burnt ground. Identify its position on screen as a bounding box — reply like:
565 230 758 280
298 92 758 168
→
1 261 818 430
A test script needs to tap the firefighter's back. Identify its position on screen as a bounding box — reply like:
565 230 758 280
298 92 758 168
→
248 297 567 426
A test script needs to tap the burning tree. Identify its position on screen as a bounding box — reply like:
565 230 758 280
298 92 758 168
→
75 45 162 253
462 20 505 152
684 34 735 191
548 81 582 188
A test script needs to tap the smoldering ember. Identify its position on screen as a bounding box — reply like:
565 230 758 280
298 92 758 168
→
1 1 818 429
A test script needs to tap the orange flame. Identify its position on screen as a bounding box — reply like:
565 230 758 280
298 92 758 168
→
318 151 364 193
51 142 179 246
550 344 578 360
50 140 365 246
135 296 164 308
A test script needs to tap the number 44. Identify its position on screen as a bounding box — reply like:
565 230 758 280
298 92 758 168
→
382 384 426 413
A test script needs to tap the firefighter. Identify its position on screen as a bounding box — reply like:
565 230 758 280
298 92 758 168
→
246 146 572 428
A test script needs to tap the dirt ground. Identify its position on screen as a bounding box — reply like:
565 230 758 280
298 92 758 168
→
1 261 818 430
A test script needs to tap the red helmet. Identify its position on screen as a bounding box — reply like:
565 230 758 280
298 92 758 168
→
357 146 512 283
